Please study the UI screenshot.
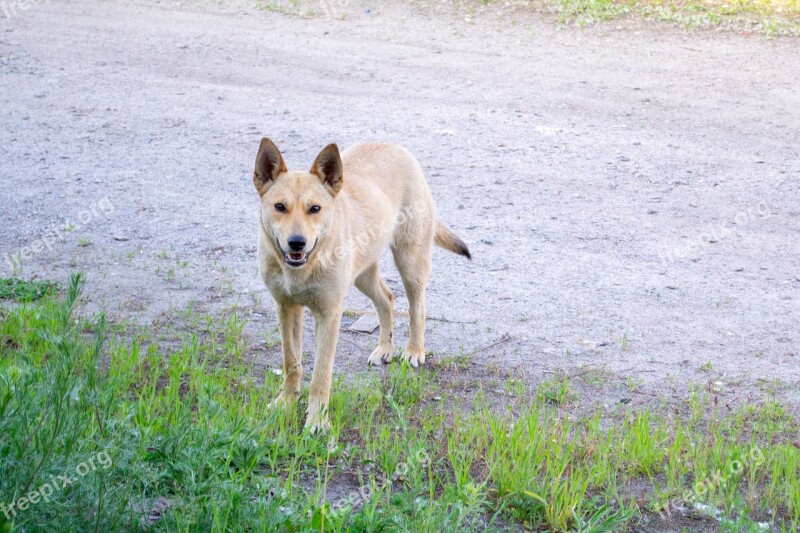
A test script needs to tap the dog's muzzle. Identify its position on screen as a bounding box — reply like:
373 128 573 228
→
278 238 316 268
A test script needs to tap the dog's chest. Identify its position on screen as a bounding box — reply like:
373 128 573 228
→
266 274 325 307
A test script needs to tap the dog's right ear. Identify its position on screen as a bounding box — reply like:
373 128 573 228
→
253 137 287 195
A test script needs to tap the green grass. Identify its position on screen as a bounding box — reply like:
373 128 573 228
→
536 374 573 405
266 0 800 35
0 278 58 302
1 275 799 531
476 0 800 35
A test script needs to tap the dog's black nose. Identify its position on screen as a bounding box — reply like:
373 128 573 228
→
287 235 306 251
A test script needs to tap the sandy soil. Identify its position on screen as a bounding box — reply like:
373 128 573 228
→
1 0 798 414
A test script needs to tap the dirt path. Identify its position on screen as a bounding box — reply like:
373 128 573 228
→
1 0 798 411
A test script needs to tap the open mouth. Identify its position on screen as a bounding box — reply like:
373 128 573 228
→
284 252 308 267
277 237 317 268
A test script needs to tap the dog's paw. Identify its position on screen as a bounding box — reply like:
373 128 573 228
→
268 390 298 411
304 408 331 435
401 349 426 368
367 343 394 366
305 418 331 435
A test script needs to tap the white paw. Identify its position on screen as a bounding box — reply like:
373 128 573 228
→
268 390 298 411
401 349 426 368
367 343 394 366
304 408 330 434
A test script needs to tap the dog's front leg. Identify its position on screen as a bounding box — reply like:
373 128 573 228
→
305 306 342 433
269 303 304 410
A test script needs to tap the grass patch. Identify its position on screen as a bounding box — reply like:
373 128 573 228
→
548 0 800 32
536 374 573 405
260 0 800 34
473 0 800 35
1 275 799 531
0 278 58 302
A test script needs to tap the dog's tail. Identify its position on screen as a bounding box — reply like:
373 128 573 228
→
435 221 471 260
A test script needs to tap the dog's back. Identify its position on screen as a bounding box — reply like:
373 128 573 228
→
341 143 432 213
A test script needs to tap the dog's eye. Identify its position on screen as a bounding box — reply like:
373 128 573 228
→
309 205 321 214
274 203 286 213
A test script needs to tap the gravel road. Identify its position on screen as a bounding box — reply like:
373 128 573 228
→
1 0 798 410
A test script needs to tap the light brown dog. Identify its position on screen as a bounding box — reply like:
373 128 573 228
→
253 138 470 432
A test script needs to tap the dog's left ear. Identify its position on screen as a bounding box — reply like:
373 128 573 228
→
310 144 343 195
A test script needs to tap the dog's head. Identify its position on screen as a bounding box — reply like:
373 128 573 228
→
253 138 343 269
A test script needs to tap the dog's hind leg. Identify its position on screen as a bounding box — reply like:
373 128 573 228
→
269 303 304 410
392 245 432 368
355 263 395 365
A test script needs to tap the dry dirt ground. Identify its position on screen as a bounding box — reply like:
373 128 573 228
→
1 0 798 414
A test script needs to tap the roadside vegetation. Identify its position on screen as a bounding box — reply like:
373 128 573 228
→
259 0 800 36
511 0 800 35
1 274 798 531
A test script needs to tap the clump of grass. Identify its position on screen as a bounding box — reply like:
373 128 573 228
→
0 278 58 301
1 277 799 531
536 374 573 405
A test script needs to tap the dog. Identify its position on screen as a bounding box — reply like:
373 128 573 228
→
253 138 470 432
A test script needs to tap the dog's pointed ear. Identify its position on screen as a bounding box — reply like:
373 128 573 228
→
310 143 343 195
253 137 287 195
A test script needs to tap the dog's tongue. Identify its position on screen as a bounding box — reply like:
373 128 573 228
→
289 253 304 261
